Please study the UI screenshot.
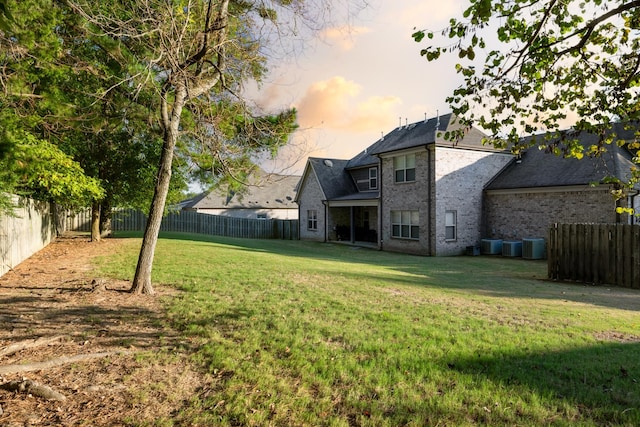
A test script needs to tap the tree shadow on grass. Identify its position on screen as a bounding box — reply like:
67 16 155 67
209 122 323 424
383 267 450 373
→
0 286 185 352
445 341 640 425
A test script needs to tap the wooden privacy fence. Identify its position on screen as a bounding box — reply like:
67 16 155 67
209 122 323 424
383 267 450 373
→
548 223 640 289
66 209 299 240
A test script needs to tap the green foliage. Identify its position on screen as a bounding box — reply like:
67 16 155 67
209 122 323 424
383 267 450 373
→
1 131 103 208
415 1 640 161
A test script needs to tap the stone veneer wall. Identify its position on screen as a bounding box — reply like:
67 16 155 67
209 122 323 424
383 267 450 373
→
434 147 514 256
483 187 623 240
297 170 326 242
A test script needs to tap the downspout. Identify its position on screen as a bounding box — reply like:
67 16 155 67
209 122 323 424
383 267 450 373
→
376 154 383 251
427 145 433 255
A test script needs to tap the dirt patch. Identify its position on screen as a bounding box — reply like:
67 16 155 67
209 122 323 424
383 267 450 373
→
0 234 205 426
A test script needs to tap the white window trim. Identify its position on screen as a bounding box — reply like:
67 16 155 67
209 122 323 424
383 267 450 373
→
391 210 419 240
369 167 378 190
445 210 457 241
307 209 318 231
393 153 416 183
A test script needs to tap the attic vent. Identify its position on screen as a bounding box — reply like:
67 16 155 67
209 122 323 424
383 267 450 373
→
323 159 333 167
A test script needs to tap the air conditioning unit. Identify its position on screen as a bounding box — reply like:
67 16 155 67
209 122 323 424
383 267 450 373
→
502 240 522 257
481 239 503 255
523 238 546 260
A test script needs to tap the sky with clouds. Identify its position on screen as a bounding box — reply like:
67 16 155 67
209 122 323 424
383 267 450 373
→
250 0 470 175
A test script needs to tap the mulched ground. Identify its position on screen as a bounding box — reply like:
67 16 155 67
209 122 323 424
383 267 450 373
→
0 234 206 426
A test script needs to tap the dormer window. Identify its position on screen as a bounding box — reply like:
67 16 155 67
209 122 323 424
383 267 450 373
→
394 154 416 183
369 167 378 190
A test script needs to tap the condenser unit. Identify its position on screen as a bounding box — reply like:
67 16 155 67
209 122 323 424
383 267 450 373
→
502 240 522 257
481 239 503 255
522 238 546 260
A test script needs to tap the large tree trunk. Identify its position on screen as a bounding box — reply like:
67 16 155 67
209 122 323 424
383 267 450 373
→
129 86 187 295
90 201 101 242
99 199 112 238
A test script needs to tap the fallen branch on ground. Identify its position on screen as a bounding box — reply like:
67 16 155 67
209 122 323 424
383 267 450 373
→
0 378 66 401
0 350 131 375
0 336 65 358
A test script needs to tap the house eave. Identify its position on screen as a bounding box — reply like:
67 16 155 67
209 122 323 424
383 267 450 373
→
327 199 379 207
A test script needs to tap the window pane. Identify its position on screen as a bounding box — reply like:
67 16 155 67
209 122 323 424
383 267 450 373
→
392 224 400 237
445 211 455 226
411 225 419 239
401 211 411 224
394 156 405 170
369 168 377 178
391 211 401 223
395 170 404 182
406 154 416 168
405 168 416 182
445 226 455 240
370 178 377 189
411 211 419 225
401 224 410 237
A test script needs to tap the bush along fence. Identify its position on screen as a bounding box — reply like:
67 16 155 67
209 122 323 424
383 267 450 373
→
66 208 299 240
548 223 640 289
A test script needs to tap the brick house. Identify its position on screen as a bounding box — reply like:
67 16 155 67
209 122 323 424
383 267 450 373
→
484 122 640 240
296 115 640 256
295 114 513 255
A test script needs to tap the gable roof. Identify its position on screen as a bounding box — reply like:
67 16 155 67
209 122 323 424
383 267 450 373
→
346 114 453 169
346 113 497 169
183 173 299 210
486 123 639 190
301 158 357 201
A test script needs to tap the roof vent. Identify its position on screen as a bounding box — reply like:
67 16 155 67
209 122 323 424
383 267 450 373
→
323 159 333 167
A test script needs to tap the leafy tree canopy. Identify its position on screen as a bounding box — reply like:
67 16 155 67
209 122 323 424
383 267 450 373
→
413 0 640 161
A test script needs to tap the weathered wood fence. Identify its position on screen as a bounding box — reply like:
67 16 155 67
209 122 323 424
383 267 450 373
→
548 223 640 289
0 196 57 277
66 209 299 240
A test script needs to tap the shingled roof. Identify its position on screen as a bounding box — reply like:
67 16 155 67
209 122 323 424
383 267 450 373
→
346 114 453 169
486 123 640 190
301 158 358 201
183 173 299 210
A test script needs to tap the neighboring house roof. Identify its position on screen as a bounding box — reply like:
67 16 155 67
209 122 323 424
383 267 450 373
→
486 123 640 190
183 173 299 210
300 158 358 201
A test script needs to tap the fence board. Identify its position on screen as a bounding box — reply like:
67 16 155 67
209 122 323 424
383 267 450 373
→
549 223 640 289
101 209 298 241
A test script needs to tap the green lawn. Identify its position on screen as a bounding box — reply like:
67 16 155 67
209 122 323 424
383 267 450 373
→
98 232 640 426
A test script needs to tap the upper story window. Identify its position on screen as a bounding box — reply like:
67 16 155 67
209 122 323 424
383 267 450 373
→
394 153 416 183
368 167 378 190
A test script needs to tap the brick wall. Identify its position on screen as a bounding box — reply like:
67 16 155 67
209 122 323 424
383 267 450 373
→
297 170 326 242
484 187 623 240
435 147 513 256
380 148 431 255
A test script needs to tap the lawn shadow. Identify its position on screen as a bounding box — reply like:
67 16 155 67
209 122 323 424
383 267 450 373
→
446 341 640 424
